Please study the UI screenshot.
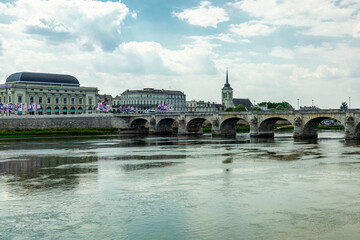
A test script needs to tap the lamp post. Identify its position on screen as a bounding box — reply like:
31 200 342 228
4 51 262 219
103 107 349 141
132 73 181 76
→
349 97 351 109
312 99 314 108
297 99 299 110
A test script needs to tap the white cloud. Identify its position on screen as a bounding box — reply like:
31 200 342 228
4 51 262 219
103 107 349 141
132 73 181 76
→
172 1 229 28
0 0 130 51
229 21 276 37
230 0 360 37
270 47 295 59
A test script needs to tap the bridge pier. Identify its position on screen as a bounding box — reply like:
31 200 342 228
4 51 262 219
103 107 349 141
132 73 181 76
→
177 116 204 135
344 116 359 140
248 116 275 138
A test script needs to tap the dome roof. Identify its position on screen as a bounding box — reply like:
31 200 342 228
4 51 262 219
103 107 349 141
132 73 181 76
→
6 72 80 86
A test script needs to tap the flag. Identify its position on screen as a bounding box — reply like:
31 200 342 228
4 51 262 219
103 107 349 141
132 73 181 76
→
23 103 27 112
37 104 41 110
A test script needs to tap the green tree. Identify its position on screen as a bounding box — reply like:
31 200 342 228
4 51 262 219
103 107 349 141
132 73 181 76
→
340 102 348 110
276 105 285 111
234 104 247 111
258 101 293 110
225 107 235 112
251 106 262 111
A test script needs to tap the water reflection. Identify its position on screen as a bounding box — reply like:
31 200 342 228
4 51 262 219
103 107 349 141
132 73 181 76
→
0 156 98 191
1 131 359 240
121 162 183 171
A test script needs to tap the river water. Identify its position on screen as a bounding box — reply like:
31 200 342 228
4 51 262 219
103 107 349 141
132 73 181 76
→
0 131 360 240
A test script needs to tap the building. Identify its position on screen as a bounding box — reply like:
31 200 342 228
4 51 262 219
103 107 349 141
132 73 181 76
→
186 100 218 112
120 88 186 112
221 68 253 110
221 68 234 108
233 98 253 110
0 72 98 115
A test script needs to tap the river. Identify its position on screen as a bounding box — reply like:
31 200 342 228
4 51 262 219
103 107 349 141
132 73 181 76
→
0 131 360 240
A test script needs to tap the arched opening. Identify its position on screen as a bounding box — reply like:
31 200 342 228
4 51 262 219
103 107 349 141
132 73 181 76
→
78 107 83 114
303 117 343 139
70 107 75 115
62 107 67 115
46 106 51 115
88 107 92 114
258 117 292 138
219 117 249 137
186 118 208 134
130 118 149 134
54 106 59 115
155 118 176 135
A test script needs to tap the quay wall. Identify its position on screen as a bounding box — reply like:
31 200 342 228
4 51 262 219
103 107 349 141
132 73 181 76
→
0 114 123 130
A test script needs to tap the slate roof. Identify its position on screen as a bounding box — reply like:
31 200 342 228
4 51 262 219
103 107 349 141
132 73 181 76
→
6 72 80 87
233 98 253 110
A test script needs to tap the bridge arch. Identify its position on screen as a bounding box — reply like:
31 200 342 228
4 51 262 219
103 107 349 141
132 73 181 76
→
186 118 209 134
303 116 344 138
219 117 249 137
258 117 292 138
130 118 149 129
154 117 177 135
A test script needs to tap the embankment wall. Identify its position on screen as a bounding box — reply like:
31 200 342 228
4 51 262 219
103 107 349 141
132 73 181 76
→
0 114 122 130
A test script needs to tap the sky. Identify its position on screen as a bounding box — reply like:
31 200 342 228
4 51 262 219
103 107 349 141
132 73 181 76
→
0 0 359 109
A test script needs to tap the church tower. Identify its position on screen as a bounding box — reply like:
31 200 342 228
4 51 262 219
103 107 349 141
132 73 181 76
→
221 68 234 108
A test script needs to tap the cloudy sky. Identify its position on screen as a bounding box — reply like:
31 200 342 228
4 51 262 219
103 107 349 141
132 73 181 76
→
0 0 359 108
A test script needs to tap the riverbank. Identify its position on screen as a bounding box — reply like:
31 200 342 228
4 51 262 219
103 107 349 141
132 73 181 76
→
0 129 118 138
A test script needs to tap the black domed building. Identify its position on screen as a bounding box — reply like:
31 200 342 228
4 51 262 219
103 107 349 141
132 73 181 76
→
1 72 98 115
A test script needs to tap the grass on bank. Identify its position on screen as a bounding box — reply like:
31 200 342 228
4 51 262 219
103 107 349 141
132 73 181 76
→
0 129 118 138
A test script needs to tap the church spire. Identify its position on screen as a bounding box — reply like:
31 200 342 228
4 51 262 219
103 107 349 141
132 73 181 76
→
226 67 229 85
223 67 231 88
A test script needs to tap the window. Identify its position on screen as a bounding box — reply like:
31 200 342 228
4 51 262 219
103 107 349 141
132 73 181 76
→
63 98 67 104
18 96 22 103
39 96 43 103
56 97 59 104
9 96 11 102
79 98 82 105
47 97 51 104
30 96 34 103
71 98 75 104
89 98 92 105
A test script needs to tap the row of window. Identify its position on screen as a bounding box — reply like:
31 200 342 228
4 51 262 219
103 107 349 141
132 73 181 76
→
4 96 93 105
122 94 185 99
28 89 83 93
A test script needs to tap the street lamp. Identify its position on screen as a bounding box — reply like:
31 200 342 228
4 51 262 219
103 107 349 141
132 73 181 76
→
297 99 299 110
349 97 351 109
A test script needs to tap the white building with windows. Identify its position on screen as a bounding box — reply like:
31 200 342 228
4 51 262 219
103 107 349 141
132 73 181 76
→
0 72 98 115
186 100 218 112
119 88 186 112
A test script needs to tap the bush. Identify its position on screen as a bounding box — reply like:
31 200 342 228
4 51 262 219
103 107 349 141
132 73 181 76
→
251 106 262 111
225 107 235 112
276 105 285 110
234 104 247 111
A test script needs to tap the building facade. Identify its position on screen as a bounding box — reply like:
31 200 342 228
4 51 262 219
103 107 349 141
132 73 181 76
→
119 88 186 112
0 72 98 115
186 100 218 112
221 68 234 108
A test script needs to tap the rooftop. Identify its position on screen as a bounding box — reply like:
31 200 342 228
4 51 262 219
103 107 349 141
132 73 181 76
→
5 72 80 87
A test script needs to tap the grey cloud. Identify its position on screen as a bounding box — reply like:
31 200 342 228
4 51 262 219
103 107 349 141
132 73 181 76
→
25 19 75 43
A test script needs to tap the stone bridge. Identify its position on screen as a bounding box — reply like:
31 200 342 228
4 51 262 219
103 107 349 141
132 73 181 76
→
117 109 360 139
